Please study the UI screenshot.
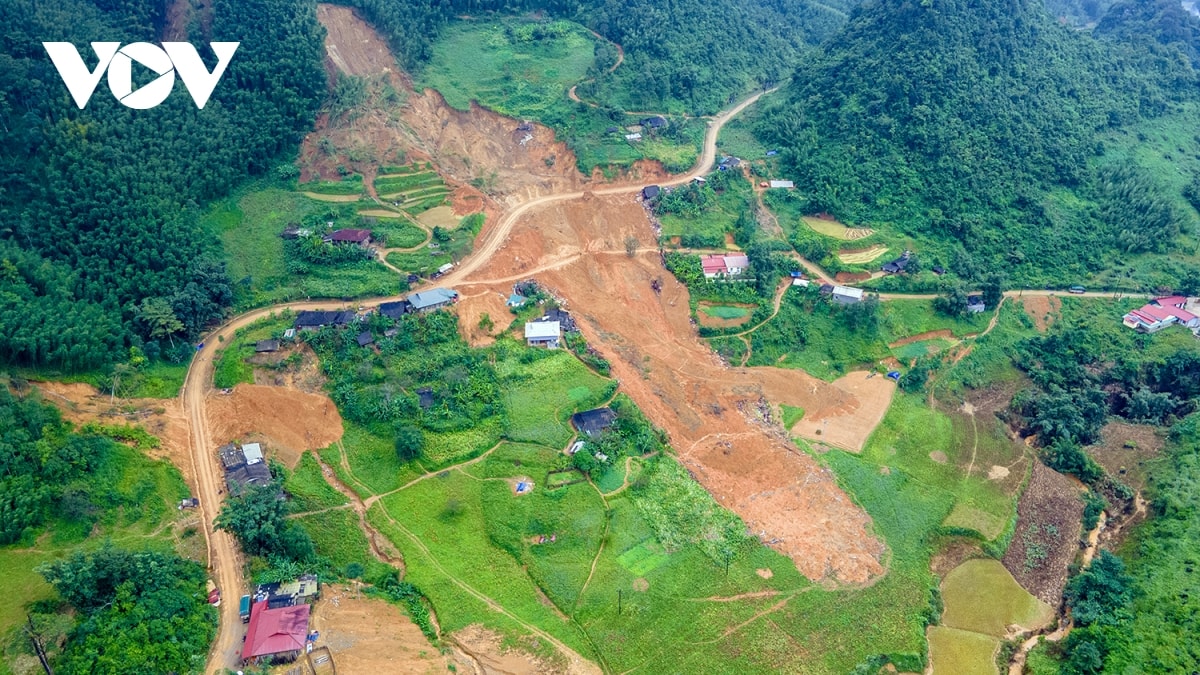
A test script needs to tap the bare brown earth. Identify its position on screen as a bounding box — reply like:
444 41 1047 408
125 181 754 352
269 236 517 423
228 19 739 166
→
1019 295 1061 332
206 384 344 468
453 195 886 584
791 371 897 453
1002 462 1084 604
33 381 195 486
454 288 515 348
247 343 327 393
310 584 451 674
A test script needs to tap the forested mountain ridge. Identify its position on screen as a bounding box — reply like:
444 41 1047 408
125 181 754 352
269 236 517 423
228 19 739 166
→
756 0 1200 284
0 0 326 370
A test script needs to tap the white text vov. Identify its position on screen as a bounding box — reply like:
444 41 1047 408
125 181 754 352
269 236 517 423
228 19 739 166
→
42 42 239 110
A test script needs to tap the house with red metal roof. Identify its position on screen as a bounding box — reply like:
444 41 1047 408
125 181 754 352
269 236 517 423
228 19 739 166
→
700 254 751 279
242 600 310 664
1122 296 1200 333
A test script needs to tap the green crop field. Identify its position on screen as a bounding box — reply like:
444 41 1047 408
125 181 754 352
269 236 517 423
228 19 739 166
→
940 559 1053 636
927 625 1000 675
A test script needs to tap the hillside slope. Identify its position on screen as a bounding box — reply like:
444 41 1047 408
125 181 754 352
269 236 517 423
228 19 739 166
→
756 0 1199 284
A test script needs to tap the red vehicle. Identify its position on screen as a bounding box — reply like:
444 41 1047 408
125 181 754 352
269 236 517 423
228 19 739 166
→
206 579 221 606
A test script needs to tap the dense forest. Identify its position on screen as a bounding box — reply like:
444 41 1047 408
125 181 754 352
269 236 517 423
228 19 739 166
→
0 0 326 370
755 0 1200 285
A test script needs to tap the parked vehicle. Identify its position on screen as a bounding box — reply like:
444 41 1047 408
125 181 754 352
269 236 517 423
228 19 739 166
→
239 594 251 623
1069 285 1086 294
206 579 221 606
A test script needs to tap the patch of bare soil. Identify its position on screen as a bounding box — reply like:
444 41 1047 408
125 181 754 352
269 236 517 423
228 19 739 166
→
929 451 948 464
791 371 896 453
1002 462 1084 604
206 384 344 468
889 329 954 349
755 568 774 579
632 578 650 591
454 289 513 348
310 583 449 674
457 194 886 584
247 343 327 393
1020 295 1061 332
929 539 985 578
449 625 561 675
1088 421 1164 493
835 271 871 283
32 381 195 486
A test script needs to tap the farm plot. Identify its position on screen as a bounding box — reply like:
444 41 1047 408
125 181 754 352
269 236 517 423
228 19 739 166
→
838 244 889 264
928 626 999 675
802 215 874 240
940 558 1054 636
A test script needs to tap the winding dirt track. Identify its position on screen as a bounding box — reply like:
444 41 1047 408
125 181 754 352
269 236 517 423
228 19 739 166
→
188 88 774 675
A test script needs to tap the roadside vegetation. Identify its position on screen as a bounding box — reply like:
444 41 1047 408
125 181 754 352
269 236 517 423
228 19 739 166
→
0 383 212 672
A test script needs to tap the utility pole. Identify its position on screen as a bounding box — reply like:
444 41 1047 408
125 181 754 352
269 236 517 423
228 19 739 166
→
617 589 622 616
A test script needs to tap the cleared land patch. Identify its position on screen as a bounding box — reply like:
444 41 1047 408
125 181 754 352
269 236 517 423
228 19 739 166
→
940 558 1054 637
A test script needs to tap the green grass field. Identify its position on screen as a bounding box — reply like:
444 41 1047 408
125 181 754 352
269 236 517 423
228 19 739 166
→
927 625 1000 675
497 349 613 447
207 184 402 309
212 314 293 389
940 559 1053 636
417 19 704 174
700 304 752 320
781 404 805 429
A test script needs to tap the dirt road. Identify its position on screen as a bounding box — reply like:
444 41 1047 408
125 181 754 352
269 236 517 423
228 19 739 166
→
186 79 777 675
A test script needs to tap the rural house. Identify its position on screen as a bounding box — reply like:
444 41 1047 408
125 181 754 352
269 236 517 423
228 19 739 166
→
700 254 750 279
242 601 310 665
718 156 741 171
881 251 912 274
537 307 578 332
572 407 617 437
219 442 272 494
324 228 371 247
356 331 374 347
525 320 561 348
768 180 794 189
1122 296 1200 333
625 132 642 142
407 288 459 313
379 300 410 319
256 575 320 609
642 185 660 200
967 295 986 313
829 285 864 304
254 339 279 353
641 115 668 129
293 310 355 331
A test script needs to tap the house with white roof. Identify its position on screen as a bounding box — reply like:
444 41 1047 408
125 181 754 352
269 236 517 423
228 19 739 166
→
525 320 561 348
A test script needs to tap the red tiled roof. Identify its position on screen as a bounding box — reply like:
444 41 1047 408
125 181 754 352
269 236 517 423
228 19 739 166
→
242 601 309 660
329 228 371 242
